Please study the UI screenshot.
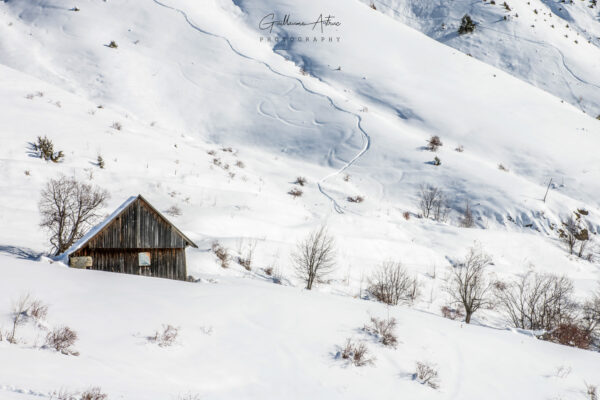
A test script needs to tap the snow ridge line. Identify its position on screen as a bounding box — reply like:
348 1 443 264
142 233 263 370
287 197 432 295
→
151 0 371 214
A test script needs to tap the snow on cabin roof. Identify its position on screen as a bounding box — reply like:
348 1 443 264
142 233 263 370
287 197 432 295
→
57 195 197 261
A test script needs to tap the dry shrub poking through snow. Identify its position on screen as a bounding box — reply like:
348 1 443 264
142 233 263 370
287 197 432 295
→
237 256 252 271
45 326 78 355
7 294 49 343
339 338 375 366
426 135 443 151
235 160 245 168
364 316 398 348
29 299 49 321
211 241 229 268
177 394 201 400
288 188 303 198
415 361 440 389
50 389 77 400
403 211 410 220
264 266 274 276
441 305 464 320
455 145 464 152
148 324 179 347
550 323 591 349
586 383 598 400
80 387 108 400
498 163 509 172
347 195 364 203
165 205 182 217
368 262 414 305
111 122 122 130
294 176 307 186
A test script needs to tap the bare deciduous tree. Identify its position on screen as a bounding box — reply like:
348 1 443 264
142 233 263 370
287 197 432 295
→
460 200 474 228
292 226 336 290
445 246 493 324
581 286 600 342
494 272 575 331
8 293 31 344
39 176 109 255
368 261 413 305
418 184 448 221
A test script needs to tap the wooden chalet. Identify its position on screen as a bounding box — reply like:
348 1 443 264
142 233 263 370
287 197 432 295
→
63 195 197 280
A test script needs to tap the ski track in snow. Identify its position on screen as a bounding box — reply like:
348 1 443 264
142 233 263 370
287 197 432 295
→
151 0 371 214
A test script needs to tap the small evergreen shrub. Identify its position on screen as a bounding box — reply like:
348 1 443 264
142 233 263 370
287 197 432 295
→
458 14 476 34
32 136 64 162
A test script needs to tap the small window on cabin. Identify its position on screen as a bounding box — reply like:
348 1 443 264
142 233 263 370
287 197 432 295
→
138 252 151 267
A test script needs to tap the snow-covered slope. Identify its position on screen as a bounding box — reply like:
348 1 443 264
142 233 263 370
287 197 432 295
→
0 0 599 397
1 254 599 399
362 0 600 115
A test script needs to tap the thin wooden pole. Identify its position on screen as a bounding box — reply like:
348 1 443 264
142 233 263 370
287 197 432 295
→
543 178 553 203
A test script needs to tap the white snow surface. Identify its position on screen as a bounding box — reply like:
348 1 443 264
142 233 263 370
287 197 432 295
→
0 0 599 397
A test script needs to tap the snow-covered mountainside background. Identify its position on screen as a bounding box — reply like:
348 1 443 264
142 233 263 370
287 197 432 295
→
0 0 599 398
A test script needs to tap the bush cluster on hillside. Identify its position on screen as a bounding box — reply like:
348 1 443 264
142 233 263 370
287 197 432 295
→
32 136 64 162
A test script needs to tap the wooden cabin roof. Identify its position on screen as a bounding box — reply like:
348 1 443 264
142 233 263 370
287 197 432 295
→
62 195 198 256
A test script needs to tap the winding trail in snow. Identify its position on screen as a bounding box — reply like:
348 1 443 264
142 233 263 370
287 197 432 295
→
151 0 371 214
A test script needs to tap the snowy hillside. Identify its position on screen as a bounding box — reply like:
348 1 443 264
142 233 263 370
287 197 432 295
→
1 255 599 399
363 0 600 116
0 0 599 398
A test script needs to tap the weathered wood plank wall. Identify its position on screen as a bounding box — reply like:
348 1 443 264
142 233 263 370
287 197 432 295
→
73 248 187 280
86 198 186 250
